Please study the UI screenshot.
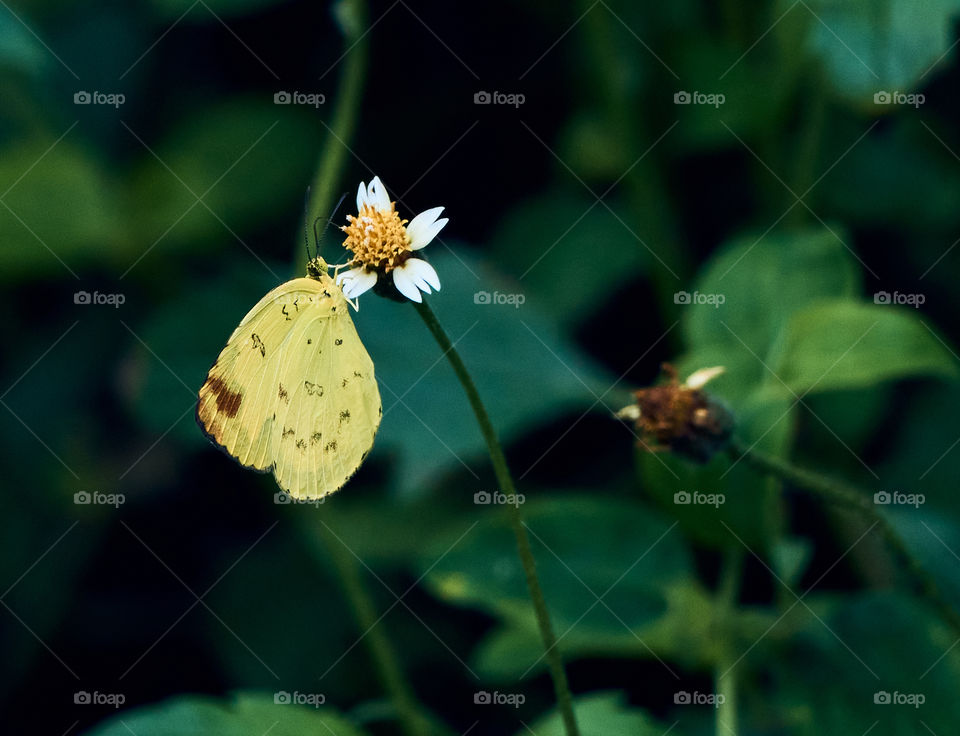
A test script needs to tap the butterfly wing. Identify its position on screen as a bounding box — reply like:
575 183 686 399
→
197 276 381 499
271 306 381 499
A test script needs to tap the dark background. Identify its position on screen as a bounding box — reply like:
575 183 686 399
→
3 0 960 734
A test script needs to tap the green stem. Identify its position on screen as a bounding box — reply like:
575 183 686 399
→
413 299 581 736
714 548 743 736
317 521 432 736
728 437 960 637
299 0 369 271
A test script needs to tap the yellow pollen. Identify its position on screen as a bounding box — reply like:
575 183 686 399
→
340 202 410 273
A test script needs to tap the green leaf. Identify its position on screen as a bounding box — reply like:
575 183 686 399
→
682 227 860 386
771 592 960 735
520 691 674 736
472 581 786 680
83 692 369 736
0 139 123 281
772 299 958 395
421 496 693 658
805 0 960 101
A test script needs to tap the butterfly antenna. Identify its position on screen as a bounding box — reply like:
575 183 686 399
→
302 186 312 260
312 191 349 256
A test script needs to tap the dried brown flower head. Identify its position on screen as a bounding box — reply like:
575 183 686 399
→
616 364 733 463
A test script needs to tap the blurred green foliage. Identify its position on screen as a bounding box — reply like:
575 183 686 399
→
3 0 960 734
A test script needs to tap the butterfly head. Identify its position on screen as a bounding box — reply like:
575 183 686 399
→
306 256 331 279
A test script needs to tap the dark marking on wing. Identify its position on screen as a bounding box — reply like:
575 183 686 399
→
305 381 324 397
282 427 295 440
324 440 338 453
341 378 349 388
281 305 291 321
295 438 306 451
334 338 343 346
278 383 289 403
307 338 312 345
250 333 265 357
339 410 351 424
204 376 243 418
353 371 363 378
310 431 322 445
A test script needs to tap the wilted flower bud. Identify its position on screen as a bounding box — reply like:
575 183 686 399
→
615 364 733 463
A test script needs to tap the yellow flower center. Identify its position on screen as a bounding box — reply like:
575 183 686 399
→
340 202 410 273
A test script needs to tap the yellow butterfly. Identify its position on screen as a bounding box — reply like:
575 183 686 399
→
196 256 382 500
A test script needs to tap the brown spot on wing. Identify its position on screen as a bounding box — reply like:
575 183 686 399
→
203 376 243 419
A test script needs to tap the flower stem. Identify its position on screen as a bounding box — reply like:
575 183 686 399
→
714 547 743 736
299 0 369 271
413 299 581 736
312 519 433 736
728 437 960 637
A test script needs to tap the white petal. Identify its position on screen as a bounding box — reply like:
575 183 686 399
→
402 258 441 292
368 175 391 213
336 267 377 299
615 404 641 421
392 266 423 302
406 207 445 249
356 181 369 211
685 366 725 390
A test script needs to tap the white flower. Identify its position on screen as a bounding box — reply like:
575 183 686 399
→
337 176 448 303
